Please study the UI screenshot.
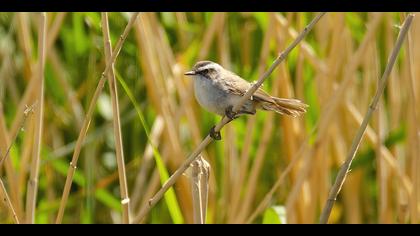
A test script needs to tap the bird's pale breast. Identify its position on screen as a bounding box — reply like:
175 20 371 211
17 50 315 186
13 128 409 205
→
193 75 231 116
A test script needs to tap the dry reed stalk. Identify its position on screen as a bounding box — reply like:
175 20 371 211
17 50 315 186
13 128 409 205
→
285 145 317 222
16 13 33 79
136 14 184 162
284 13 384 218
235 23 293 222
0 15 27 218
221 124 234 220
384 16 405 222
0 104 36 168
375 49 390 223
346 101 415 222
416 24 420 213
365 36 390 223
277 15 312 222
385 16 402 133
227 13 278 222
1 55 19 105
25 12 47 224
404 19 419 223
345 101 413 193
217 13 230 67
294 14 325 222
275 14 328 76
245 129 314 223
45 13 67 50
132 19 160 109
171 15 225 206
101 12 131 224
130 116 164 210
10 77 38 139
133 12 326 223
10 13 66 150
134 145 172 222
240 16 252 68
235 112 274 223
162 48 203 147
44 155 56 223
48 48 84 128
227 117 256 222
0 178 19 223
319 14 414 223
217 14 235 221
138 13 192 221
55 12 139 224
383 17 403 222
324 13 346 102
154 67 194 221
15 113 35 219
294 20 305 101
0 109 16 210
49 110 136 160
154 13 209 154
132 14 185 222
227 13 276 223
311 14 346 223
328 125 347 221
198 13 226 60
343 170 363 223
174 13 188 49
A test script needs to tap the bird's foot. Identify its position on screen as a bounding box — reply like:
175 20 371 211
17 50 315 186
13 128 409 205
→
209 125 221 141
225 106 238 120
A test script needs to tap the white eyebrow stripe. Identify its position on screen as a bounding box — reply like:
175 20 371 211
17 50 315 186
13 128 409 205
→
196 63 221 71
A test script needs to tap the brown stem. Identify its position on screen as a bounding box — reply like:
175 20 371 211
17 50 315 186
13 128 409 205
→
55 12 140 224
319 13 414 224
101 12 131 224
25 12 47 224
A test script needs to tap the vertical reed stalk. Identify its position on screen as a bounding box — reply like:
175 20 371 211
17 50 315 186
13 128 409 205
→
404 17 419 223
0 178 19 223
25 12 47 224
55 12 139 223
101 12 130 224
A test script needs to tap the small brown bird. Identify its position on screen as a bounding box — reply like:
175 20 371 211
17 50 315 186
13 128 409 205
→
185 61 308 140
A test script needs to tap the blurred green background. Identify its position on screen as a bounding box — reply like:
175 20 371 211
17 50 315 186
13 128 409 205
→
0 12 419 224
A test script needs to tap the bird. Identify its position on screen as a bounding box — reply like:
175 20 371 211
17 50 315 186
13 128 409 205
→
184 60 308 140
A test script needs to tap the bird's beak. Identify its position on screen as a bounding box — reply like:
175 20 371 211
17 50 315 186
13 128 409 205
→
184 70 196 76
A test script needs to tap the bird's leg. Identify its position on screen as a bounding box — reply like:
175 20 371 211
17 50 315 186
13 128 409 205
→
209 125 221 140
209 106 240 141
225 105 238 120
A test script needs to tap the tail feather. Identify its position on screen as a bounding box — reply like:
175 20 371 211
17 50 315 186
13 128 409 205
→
260 97 308 117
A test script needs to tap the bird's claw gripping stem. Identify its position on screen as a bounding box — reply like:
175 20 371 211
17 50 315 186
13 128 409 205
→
225 106 238 120
209 125 221 141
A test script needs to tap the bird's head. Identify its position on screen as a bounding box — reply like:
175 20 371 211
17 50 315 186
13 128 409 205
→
184 61 223 79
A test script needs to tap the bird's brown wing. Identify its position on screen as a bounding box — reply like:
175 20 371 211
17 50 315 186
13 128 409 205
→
253 88 276 103
219 71 252 96
217 71 276 104
221 73 276 104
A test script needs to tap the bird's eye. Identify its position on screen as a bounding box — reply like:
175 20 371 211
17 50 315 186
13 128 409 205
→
200 69 209 74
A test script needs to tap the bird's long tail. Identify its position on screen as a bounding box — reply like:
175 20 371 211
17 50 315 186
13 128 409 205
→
260 97 308 117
